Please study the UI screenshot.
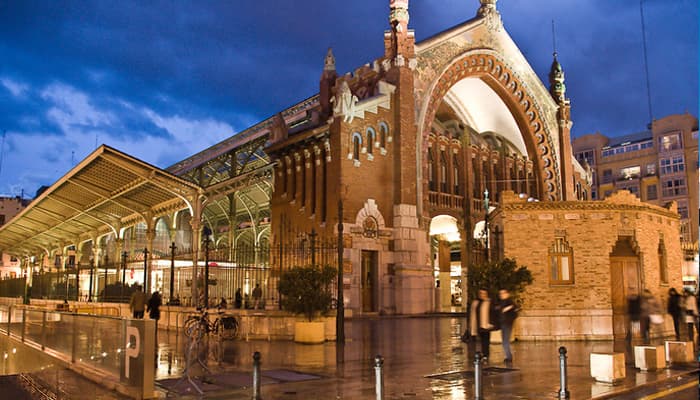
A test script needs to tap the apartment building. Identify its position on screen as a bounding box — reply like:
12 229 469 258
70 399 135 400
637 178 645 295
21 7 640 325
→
573 113 699 287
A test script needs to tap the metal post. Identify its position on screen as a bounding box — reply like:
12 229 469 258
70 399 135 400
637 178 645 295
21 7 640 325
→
309 228 317 267
483 189 490 262
103 255 109 299
374 355 384 400
558 346 570 399
252 351 262 400
6 305 11 336
204 239 209 309
21 308 26 342
121 251 127 302
88 259 94 302
202 225 211 309
71 314 77 363
41 311 46 350
336 200 345 343
169 242 176 303
474 352 483 400
143 248 149 294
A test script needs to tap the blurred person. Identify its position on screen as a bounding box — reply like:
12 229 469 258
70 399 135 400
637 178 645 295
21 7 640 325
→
667 288 682 340
129 285 146 319
683 289 698 342
469 289 495 361
497 289 518 364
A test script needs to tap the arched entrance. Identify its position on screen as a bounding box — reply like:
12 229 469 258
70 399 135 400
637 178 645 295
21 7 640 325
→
610 236 641 339
417 51 564 225
429 215 462 311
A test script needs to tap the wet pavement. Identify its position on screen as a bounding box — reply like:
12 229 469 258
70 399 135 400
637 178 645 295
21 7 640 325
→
152 316 699 399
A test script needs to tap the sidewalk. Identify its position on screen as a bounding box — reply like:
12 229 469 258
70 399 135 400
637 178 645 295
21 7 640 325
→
151 316 699 399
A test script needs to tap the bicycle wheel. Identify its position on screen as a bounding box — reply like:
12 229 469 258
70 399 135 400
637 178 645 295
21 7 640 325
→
219 317 238 339
183 316 200 338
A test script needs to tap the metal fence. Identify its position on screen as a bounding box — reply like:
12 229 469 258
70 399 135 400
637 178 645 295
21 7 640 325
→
0 238 340 308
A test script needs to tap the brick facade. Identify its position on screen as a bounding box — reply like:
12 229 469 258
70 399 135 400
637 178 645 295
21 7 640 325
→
494 190 682 340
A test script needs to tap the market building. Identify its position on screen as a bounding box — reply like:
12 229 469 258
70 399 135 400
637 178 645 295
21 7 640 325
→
0 0 686 339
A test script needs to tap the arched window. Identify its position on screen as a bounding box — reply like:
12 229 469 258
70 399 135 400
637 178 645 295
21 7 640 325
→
428 146 436 191
366 128 376 157
379 122 389 149
549 236 574 285
440 150 447 192
658 240 667 284
453 154 460 195
352 132 362 162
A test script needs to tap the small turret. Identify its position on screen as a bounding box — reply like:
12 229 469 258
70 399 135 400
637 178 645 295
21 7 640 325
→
320 47 338 118
549 52 567 104
385 0 414 62
477 0 498 17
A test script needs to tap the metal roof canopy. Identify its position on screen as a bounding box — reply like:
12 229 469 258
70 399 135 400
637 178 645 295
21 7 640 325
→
0 145 202 257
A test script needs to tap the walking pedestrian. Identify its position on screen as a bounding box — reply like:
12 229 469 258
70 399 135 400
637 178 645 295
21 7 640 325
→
641 289 662 343
147 291 162 321
497 289 518 364
129 285 146 318
667 288 682 340
626 294 641 342
469 289 495 362
683 289 698 342
252 283 262 309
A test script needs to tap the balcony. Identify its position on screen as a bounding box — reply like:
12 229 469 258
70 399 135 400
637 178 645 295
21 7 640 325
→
428 192 465 209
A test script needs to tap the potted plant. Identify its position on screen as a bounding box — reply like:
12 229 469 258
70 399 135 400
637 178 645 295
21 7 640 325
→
278 264 336 343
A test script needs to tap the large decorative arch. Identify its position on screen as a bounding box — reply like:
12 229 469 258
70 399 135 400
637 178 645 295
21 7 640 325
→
417 51 561 207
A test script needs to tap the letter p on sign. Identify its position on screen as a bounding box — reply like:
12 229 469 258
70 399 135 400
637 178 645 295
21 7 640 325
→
125 326 140 379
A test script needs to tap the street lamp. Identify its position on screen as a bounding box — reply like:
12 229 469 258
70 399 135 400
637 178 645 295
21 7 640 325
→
336 199 345 343
483 189 490 262
143 248 149 293
169 242 176 304
202 226 212 309
88 258 94 302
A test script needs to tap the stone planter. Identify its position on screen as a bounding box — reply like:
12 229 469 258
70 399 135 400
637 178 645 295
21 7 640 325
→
294 321 325 344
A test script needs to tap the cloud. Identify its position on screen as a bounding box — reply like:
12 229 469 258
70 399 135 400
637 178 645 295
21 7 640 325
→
0 77 28 97
41 83 115 135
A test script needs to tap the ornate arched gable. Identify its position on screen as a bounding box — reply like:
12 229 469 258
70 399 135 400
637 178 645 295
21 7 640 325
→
414 20 563 204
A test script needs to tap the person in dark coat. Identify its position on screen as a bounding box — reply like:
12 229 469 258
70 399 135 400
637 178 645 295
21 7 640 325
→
147 291 162 321
497 289 518 364
469 289 495 361
667 288 682 340
626 294 641 342
235 288 243 309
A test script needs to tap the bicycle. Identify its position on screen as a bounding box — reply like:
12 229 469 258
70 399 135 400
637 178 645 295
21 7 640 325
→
184 309 239 339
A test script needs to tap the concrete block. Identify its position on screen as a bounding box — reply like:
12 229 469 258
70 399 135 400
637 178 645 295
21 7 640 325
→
664 341 695 364
590 352 625 384
634 345 666 371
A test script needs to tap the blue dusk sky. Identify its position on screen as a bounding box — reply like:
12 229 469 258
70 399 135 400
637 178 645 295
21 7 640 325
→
0 0 697 198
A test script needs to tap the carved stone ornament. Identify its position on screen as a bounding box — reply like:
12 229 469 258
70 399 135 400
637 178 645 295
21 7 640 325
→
331 81 359 123
362 217 379 238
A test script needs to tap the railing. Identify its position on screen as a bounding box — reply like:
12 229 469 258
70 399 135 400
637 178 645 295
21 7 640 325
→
0 304 155 398
428 192 465 209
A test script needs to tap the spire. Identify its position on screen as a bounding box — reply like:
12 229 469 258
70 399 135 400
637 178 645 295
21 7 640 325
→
389 0 409 32
324 47 335 72
548 52 566 104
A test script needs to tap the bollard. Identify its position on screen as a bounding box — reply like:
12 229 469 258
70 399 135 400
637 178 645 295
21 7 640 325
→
558 346 570 399
252 351 262 400
474 352 483 400
374 355 384 400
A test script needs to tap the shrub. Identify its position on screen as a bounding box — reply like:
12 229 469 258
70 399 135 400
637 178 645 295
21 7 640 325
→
278 265 336 321
466 258 533 306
